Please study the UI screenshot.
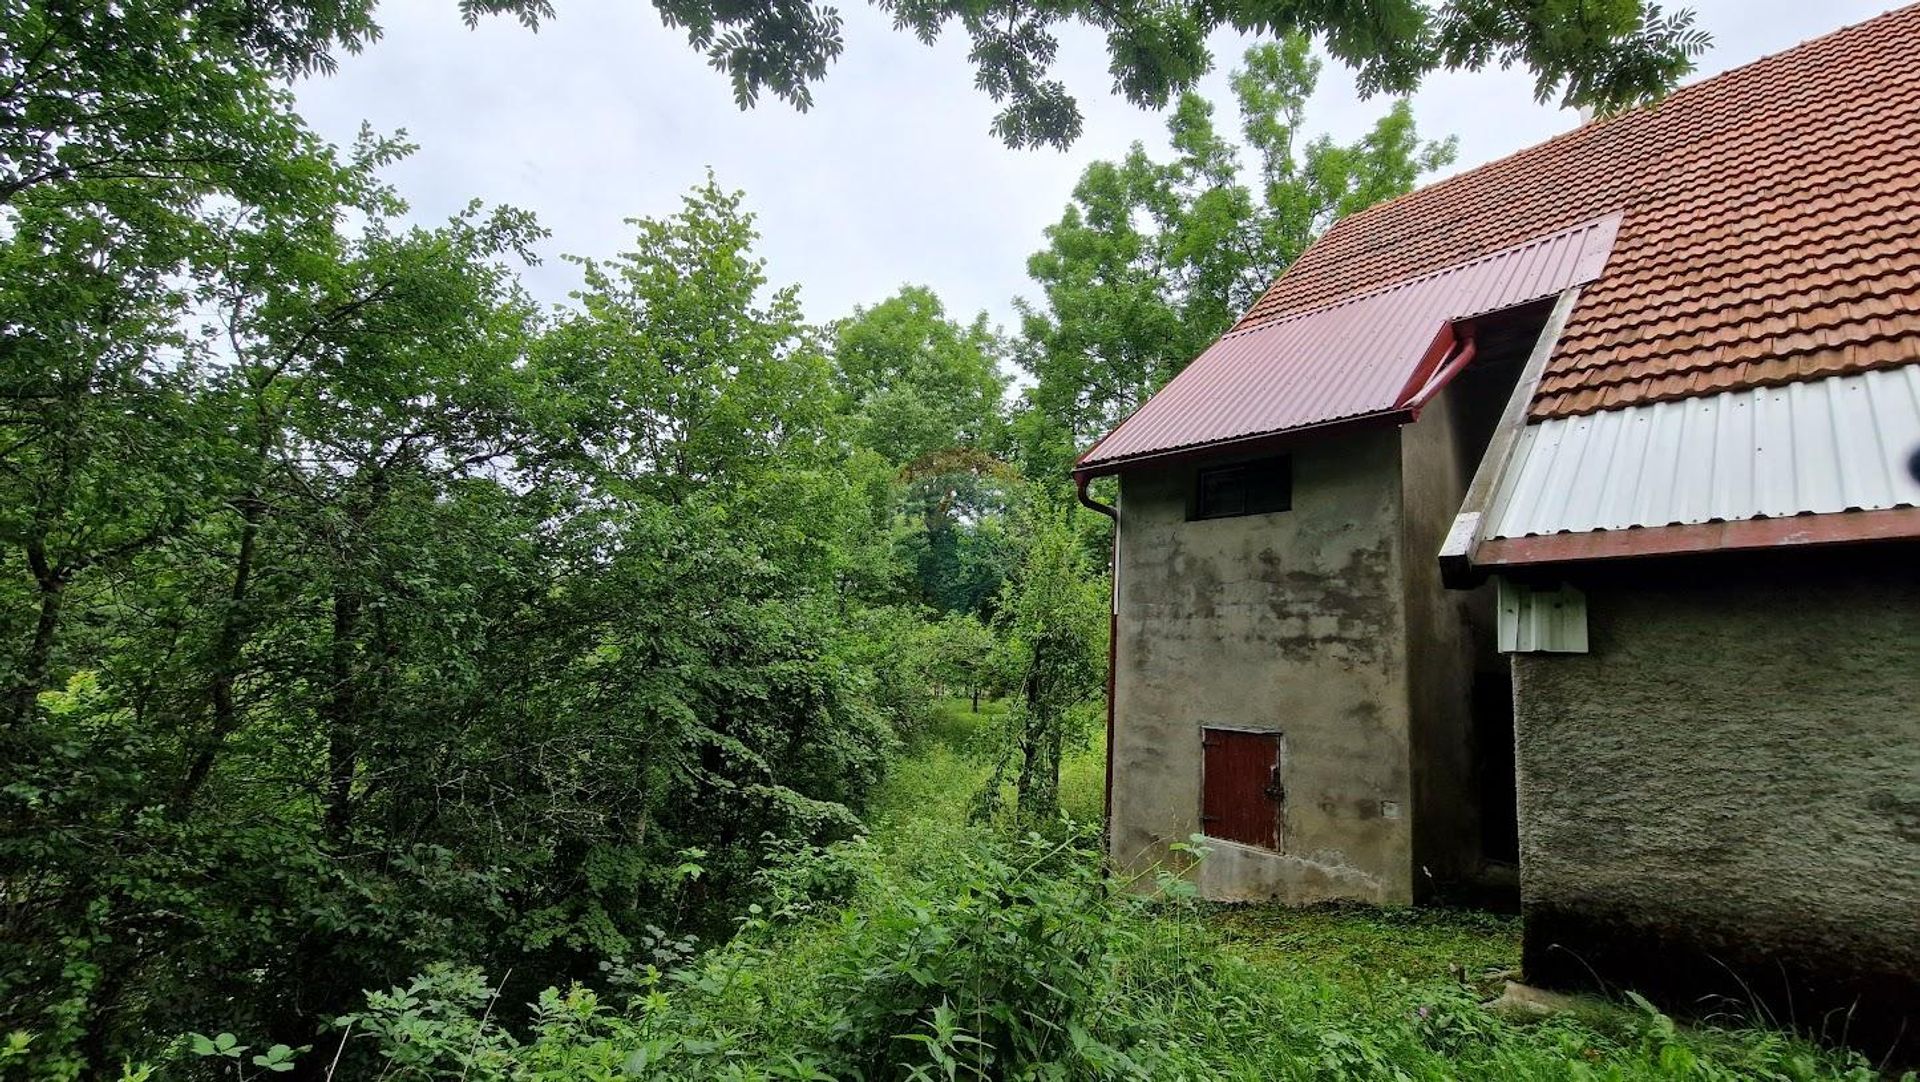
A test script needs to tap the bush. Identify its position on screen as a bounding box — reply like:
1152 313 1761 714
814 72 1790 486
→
157 828 1896 1082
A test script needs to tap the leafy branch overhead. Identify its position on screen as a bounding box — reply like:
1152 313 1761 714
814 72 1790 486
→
85 1 1707 150
456 0 1710 148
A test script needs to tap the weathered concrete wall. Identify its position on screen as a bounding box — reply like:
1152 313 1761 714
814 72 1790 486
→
1513 556 1920 1051
1109 429 1413 903
1398 380 1490 896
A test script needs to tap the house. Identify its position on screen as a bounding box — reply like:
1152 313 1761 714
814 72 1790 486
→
1074 4 1919 1046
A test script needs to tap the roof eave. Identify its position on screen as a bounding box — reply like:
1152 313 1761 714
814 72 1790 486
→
1472 507 1920 571
1071 407 1414 481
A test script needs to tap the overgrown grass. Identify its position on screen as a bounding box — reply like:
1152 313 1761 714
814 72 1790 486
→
872 697 1105 857
1210 901 1518 988
850 700 1893 1081
181 698 1899 1080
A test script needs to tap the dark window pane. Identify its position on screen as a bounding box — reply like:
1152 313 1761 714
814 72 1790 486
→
1194 455 1291 519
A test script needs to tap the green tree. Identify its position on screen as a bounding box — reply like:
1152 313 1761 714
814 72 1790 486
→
833 289 1017 617
831 286 1007 469
455 0 1706 149
14 1 1701 156
930 611 999 712
0 133 919 1077
982 498 1107 822
1014 38 1457 477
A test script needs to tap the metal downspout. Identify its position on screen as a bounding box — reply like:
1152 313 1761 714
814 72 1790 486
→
1405 324 1479 414
1075 475 1119 842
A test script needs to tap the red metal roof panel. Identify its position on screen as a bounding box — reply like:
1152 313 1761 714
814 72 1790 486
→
1076 215 1619 473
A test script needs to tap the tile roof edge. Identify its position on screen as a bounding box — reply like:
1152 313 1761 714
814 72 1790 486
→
1232 3 1920 330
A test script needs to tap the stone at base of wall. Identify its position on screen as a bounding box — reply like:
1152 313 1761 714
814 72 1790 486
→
1523 905 1920 1066
1489 981 1584 1020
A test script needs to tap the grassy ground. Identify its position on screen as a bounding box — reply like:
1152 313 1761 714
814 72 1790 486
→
881 698 1521 982
855 699 1896 1081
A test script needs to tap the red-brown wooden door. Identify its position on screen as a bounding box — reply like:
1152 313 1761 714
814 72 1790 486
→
1201 728 1284 849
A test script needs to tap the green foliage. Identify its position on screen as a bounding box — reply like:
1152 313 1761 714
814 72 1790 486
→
0 5 1768 1080
832 287 1008 470
982 500 1109 823
14 0 1704 156
265 825 1888 1082
0 56 925 1069
927 614 1000 708
460 0 1707 149
829 288 1017 619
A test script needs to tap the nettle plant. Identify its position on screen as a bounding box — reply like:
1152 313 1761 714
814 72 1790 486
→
184 1032 306 1078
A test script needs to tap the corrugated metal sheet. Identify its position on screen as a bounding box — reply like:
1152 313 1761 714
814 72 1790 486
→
1076 214 1619 474
1487 365 1920 539
1496 578 1589 653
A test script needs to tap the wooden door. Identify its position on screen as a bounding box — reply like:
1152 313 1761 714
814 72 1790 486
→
1201 728 1283 850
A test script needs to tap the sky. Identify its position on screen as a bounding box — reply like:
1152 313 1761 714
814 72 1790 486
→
292 1 1907 332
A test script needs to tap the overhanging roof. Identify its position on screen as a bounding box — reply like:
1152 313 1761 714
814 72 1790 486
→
1474 365 1920 565
1074 215 1619 478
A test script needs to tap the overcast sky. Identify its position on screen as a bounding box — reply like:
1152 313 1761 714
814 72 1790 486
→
293 1 1905 331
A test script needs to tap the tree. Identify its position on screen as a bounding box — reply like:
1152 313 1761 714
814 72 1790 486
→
930 611 999 712
1013 38 1457 477
0 79 924 1069
832 289 1018 616
984 498 1107 822
454 0 1706 149
831 286 1007 469
25 1 1702 154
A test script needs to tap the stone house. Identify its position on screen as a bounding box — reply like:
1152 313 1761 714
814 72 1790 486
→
1074 6 1919 1048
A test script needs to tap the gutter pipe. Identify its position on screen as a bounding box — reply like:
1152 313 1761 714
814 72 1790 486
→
1075 475 1120 842
1405 324 1479 414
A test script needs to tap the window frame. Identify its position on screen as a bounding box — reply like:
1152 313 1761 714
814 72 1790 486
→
1189 454 1293 521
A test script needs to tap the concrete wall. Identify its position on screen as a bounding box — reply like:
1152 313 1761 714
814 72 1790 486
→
1513 555 1920 1051
1398 380 1489 896
1109 429 1414 903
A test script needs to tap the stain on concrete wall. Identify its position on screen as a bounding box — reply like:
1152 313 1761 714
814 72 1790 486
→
1513 556 1920 1053
1110 429 1414 903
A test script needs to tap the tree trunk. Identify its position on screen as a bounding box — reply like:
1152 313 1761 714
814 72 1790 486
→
172 495 263 817
5 546 66 729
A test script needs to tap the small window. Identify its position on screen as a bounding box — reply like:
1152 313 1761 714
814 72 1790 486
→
1201 727 1285 850
1192 456 1291 520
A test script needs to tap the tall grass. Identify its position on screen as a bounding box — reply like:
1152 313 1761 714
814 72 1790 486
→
160 699 1902 1081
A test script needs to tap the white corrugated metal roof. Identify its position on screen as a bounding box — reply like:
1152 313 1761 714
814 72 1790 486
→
1488 365 1920 539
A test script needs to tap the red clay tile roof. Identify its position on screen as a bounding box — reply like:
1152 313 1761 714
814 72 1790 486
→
1233 3 1920 421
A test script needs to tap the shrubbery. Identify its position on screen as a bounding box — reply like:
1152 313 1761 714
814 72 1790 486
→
136 823 1895 1082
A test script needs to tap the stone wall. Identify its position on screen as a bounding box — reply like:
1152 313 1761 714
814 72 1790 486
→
1512 554 1920 1053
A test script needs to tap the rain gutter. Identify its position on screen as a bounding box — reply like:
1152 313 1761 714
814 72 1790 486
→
1075 475 1120 841
1070 408 1414 482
